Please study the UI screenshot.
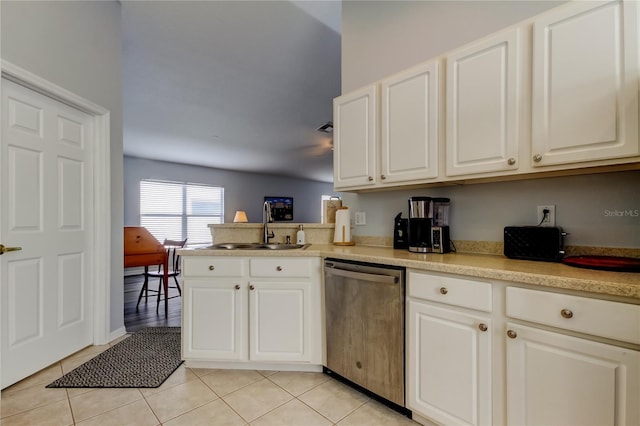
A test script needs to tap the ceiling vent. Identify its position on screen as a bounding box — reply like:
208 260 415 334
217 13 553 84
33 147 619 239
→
316 122 333 133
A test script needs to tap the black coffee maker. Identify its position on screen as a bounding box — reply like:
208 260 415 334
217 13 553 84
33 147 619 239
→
407 196 451 253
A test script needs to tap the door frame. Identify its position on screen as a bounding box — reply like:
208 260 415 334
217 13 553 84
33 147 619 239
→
0 60 112 346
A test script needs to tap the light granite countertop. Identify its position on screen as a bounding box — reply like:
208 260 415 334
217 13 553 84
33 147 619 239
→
180 244 640 301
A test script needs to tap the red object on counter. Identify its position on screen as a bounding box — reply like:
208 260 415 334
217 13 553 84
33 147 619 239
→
562 256 640 273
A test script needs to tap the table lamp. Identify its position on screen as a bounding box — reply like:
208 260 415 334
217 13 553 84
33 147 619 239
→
233 211 248 223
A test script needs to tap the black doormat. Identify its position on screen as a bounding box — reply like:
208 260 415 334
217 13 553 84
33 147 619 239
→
46 327 183 388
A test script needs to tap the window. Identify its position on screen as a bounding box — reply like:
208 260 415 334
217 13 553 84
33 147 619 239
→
140 180 224 244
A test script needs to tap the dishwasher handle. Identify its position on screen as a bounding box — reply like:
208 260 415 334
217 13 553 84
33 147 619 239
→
325 266 399 284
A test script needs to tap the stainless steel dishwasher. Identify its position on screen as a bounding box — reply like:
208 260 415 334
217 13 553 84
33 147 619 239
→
324 258 407 411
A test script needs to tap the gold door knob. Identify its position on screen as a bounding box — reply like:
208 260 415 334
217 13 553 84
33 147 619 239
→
0 244 22 255
276 266 283 271
208 265 215 271
235 284 240 290
439 287 448 295
533 154 543 163
478 323 488 332
507 330 517 339
560 309 573 319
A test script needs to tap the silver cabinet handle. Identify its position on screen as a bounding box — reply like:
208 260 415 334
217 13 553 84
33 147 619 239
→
561 309 573 319
533 154 543 163
439 287 448 295
235 284 240 290
507 158 516 165
276 266 283 272
478 323 488 332
507 330 517 339
208 265 215 271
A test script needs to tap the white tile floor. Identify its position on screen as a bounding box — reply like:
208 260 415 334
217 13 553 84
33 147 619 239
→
0 337 418 425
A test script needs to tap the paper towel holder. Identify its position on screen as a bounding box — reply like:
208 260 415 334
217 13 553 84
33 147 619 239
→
333 207 356 246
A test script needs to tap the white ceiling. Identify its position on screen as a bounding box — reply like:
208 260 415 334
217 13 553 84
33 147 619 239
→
122 1 341 183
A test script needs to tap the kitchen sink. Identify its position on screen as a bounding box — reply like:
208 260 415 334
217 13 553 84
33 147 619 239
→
203 242 310 250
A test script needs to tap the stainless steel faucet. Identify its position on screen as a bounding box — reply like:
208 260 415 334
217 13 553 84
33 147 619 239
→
263 201 275 244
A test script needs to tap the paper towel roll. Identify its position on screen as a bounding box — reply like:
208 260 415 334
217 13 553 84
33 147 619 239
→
334 207 351 244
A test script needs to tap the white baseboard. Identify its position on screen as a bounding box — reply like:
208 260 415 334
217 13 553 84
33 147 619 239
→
108 326 128 343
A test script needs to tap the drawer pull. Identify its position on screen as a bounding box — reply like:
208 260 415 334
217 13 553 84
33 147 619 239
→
478 323 488 332
235 284 240 290
507 330 517 339
250 285 255 291
560 309 574 319
276 266 283 272
208 265 215 271
439 287 448 295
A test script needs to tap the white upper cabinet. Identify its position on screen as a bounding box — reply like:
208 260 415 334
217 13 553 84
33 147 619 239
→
380 61 439 183
333 85 378 189
531 0 639 167
446 28 520 176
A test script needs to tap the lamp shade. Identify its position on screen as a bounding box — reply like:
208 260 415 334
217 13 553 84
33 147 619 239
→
233 211 248 223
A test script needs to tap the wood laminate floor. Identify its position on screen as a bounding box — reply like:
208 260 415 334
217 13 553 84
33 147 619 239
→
124 274 182 332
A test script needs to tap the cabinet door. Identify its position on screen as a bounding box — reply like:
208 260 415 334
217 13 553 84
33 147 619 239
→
407 301 492 426
182 278 246 360
446 28 520 176
333 85 378 189
249 280 310 362
380 60 439 183
531 0 639 167
506 323 640 426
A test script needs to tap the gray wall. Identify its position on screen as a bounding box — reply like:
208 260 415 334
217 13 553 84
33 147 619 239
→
124 156 337 233
341 1 639 249
2 1 124 332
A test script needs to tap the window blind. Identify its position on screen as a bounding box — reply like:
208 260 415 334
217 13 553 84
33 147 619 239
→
140 180 224 244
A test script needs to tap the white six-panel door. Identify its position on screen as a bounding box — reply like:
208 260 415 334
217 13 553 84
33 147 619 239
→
1 78 94 388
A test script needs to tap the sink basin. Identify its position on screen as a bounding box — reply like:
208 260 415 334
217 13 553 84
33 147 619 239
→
203 243 310 250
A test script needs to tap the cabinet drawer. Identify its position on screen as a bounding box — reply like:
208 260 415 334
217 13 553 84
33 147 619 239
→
408 271 493 312
183 257 245 277
250 258 313 277
507 287 640 344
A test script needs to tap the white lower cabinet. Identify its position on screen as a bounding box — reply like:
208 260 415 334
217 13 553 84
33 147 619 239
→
407 270 493 426
505 286 640 425
183 278 246 360
408 301 492 426
249 280 311 362
506 322 640 426
182 256 322 367
407 273 640 426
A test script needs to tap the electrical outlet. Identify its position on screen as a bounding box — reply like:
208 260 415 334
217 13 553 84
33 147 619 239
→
537 205 556 227
354 211 366 225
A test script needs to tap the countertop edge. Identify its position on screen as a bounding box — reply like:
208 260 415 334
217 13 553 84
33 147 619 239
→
179 245 640 301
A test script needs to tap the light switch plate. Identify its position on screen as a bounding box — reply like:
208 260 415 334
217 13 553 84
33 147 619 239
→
355 212 366 225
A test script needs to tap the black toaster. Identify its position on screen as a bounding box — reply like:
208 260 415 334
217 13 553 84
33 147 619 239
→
504 226 566 262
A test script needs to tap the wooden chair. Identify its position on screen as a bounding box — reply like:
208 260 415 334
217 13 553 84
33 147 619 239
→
136 238 187 313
